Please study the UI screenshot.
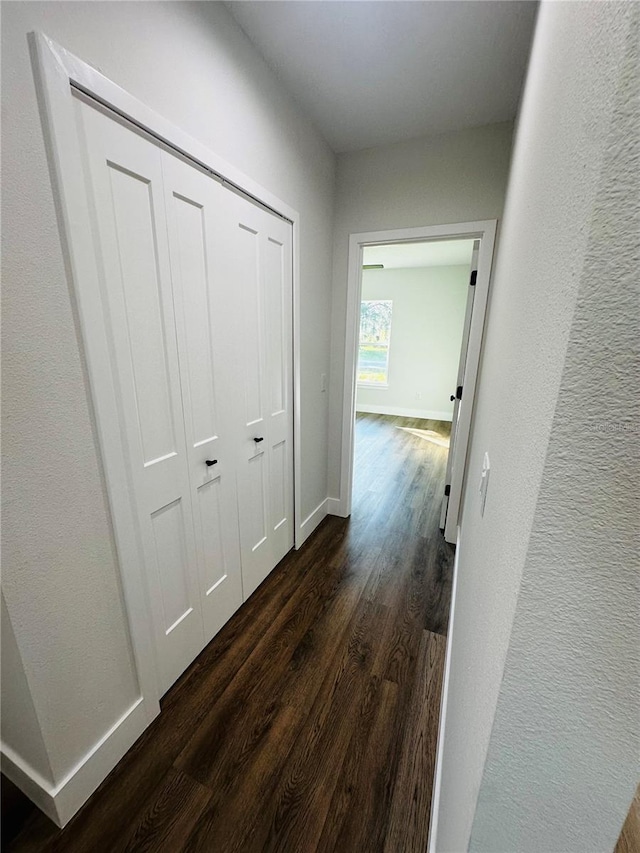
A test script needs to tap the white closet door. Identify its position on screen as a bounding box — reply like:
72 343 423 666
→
225 191 294 597
76 101 205 694
75 97 296 692
160 152 244 640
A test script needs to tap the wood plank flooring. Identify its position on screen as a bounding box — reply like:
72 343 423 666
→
8 413 454 853
614 784 640 853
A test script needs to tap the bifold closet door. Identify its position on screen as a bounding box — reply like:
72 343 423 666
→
160 152 244 645
75 94 294 695
225 192 294 598
76 100 240 695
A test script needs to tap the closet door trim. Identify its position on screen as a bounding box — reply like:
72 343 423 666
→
29 31 303 714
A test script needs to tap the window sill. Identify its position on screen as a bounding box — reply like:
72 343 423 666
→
357 382 389 389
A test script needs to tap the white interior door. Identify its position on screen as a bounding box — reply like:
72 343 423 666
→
225 191 294 597
160 151 244 643
75 95 295 692
76 102 206 693
440 242 480 534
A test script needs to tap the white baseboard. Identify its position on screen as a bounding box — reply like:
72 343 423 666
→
297 498 329 547
1 696 154 827
1 744 58 825
326 497 347 517
356 403 453 422
427 526 461 853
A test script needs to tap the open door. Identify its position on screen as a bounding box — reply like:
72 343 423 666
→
340 221 496 526
440 241 480 536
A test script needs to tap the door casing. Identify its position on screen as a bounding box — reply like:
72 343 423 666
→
337 221 497 543
440 242 480 532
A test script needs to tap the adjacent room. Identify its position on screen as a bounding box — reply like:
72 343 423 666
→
353 238 477 541
356 240 474 424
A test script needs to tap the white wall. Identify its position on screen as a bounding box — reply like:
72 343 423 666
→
433 3 640 851
1 595 54 787
1 0 334 811
356 266 469 421
328 121 514 498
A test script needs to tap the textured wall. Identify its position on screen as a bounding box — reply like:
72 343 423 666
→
434 3 640 851
328 121 514 498
1 0 335 784
356 265 469 419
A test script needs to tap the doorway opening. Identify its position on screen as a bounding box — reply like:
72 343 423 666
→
338 221 497 543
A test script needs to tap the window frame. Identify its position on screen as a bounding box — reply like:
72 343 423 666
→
357 298 393 388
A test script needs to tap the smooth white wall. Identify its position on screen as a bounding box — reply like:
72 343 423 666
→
433 3 639 851
328 121 514 498
1 0 334 790
356 266 469 420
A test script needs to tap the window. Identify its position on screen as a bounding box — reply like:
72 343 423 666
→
358 300 393 385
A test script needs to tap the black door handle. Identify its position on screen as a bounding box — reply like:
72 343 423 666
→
253 437 264 443
205 459 218 466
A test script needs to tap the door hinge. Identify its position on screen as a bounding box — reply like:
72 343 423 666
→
456 385 463 400
470 270 477 286
444 484 451 497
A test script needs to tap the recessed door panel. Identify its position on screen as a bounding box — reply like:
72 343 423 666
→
247 451 268 553
266 237 286 416
237 224 263 427
151 499 191 634
171 193 218 447
108 164 177 467
271 440 287 532
196 477 226 594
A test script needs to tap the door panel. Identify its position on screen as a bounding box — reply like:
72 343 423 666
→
265 237 286 416
171 192 218 445
161 152 244 642
151 498 192 633
237 224 264 427
271 440 287 530
76 101 205 694
107 165 177 466
226 192 294 597
247 452 269 552
196 477 227 593
263 224 294 563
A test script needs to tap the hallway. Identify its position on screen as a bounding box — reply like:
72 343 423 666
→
9 414 454 853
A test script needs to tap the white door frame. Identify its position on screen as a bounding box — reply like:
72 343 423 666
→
337 221 497 539
28 31 304 714
439 242 479 532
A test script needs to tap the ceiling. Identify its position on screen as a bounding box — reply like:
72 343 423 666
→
363 239 474 270
226 1 538 153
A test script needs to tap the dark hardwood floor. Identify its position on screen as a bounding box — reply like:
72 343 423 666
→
8 413 454 853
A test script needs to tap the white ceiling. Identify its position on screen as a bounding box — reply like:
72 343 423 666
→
226 1 538 153
363 239 474 270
